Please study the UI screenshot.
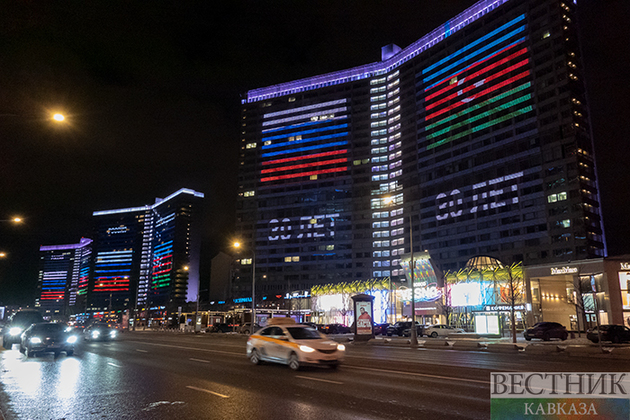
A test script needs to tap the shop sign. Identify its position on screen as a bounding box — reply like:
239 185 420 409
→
620 262 630 271
550 266 578 275
399 281 441 302
285 290 310 299
484 304 529 312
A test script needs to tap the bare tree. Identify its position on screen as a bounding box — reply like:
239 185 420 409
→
497 262 525 344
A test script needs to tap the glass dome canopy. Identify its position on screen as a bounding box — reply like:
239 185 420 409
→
465 255 504 271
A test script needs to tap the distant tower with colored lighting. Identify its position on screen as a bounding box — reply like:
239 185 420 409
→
37 237 93 320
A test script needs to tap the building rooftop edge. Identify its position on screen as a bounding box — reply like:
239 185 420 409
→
243 0 510 103
40 237 93 251
92 188 204 216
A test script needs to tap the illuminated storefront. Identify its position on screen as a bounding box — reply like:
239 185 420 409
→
311 278 390 325
524 258 628 331
444 258 528 335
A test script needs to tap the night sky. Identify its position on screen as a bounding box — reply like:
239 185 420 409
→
1 0 628 305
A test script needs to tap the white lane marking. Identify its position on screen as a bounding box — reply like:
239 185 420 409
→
136 349 148 353
186 385 229 398
189 358 210 363
295 375 343 385
108 362 121 367
345 365 489 385
127 341 240 356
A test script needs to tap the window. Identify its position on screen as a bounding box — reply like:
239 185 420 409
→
547 192 567 203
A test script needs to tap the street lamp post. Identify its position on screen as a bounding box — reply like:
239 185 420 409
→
409 215 418 346
234 242 256 334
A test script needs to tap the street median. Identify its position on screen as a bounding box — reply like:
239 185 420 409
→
452 341 487 351
486 343 523 353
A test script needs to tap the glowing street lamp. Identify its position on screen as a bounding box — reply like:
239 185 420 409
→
233 241 256 333
52 113 65 122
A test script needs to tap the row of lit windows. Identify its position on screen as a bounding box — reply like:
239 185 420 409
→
548 192 568 203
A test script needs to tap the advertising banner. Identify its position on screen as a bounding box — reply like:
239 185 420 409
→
356 301 373 335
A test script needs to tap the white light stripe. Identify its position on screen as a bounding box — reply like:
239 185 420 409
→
186 386 229 399
295 375 344 385
262 107 347 127
136 349 148 353
264 99 347 119
108 362 121 367
189 358 210 363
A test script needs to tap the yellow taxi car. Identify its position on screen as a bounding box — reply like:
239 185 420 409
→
246 318 345 370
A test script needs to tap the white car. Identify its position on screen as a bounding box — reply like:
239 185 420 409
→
424 324 465 338
246 319 345 370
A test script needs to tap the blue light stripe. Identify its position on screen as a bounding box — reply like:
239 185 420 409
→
154 241 173 250
423 14 525 75
262 124 348 141
423 25 527 84
262 141 348 158
263 132 348 150
95 269 131 273
94 262 132 267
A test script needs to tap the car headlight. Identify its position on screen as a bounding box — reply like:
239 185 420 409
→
110 331 117 337
337 344 346 351
67 336 78 344
9 327 23 336
92 331 100 338
299 345 315 353
30 337 42 344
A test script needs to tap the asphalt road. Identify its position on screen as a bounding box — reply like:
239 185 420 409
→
0 332 623 420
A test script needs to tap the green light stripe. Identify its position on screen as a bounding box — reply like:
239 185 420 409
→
425 82 531 132
426 105 533 150
427 93 531 139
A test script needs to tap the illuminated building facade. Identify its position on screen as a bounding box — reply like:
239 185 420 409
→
91 188 204 315
236 0 605 301
37 238 93 319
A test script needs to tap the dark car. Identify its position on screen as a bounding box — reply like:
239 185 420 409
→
587 325 630 344
322 324 351 334
84 323 118 341
402 324 426 337
387 321 421 336
524 322 568 341
208 323 234 333
373 323 390 335
239 323 261 334
2 310 44 349
20 323 77 357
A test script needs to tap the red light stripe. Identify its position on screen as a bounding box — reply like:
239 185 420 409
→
94 288 129 292
261 166 347 182
263 149 347 166
261 158 347 174
426 58 528 111
425 40 523 93
426 70 530 121
153 268 172 275
426 47 528 102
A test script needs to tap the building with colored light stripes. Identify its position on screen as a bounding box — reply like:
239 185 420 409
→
37 238 93 319
235 0 605 302
91 188 204 318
